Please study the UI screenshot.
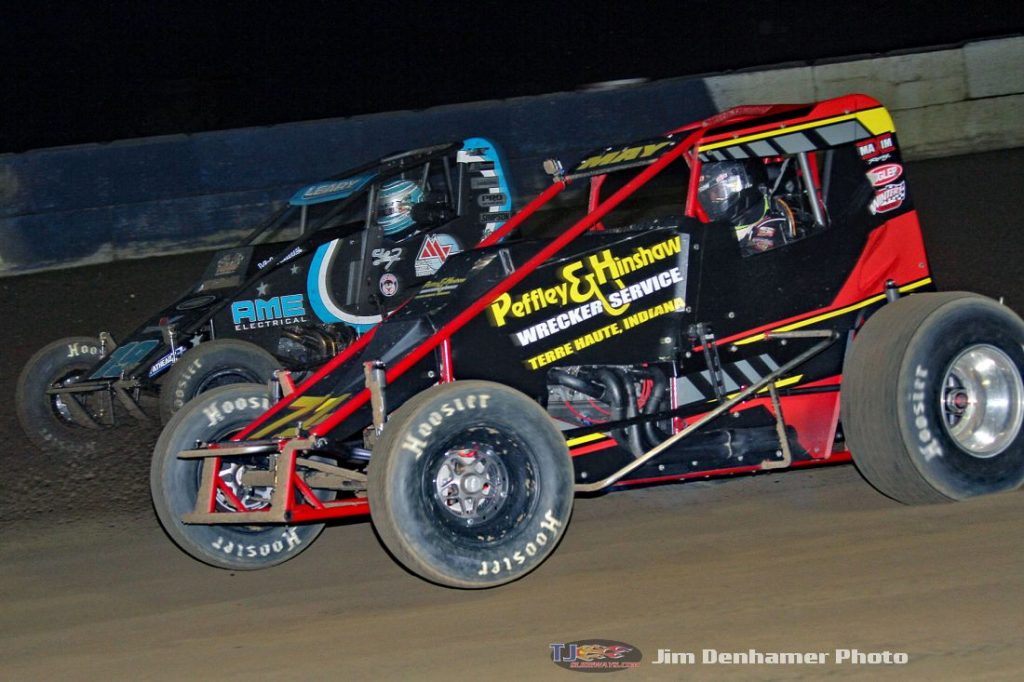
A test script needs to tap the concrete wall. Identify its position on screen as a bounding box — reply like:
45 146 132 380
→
2 36 1021 277
705 36 1024 160
0 80 716 275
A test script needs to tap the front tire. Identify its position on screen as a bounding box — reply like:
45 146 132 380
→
843 292 1024 503
150 383 325 570
16 336 106 454
368 381 574 588
158 339 280 423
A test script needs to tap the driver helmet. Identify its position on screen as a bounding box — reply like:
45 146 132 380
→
697 160 766 225
376 178 424 235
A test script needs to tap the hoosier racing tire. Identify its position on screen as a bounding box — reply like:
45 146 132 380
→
16 336 106 455
368 380 574 588
843 292 1024 503
150 383 325 570
158 339 280 423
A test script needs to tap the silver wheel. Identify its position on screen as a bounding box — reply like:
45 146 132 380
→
215 460 272 512
433 443 511 524
942 344 1024 458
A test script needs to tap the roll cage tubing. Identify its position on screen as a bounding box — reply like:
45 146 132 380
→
232 128 703 442
232 95 882 443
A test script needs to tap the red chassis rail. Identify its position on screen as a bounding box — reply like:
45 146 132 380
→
190 94 915 524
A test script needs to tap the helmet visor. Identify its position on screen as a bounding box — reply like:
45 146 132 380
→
698 164 753 221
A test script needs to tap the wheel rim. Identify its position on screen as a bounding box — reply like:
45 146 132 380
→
941 344 1024 458
196 367 264 394
51 370 110 427
186 422 274 531
215 457 273 512
433 442 511 523
51 371 85 424
422 426 537 542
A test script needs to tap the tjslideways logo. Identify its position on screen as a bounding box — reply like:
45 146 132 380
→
550 640 642 672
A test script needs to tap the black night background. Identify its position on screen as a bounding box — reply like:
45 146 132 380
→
3 1 1023 153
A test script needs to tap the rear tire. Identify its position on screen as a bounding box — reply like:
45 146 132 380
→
158 339 279 423
369 380 574 588
150 383 325 570
843 292 1024 503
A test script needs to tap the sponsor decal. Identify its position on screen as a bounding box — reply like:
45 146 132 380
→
200 248 252 290
477 509 563 577
512 271 685 347
257 256 274 270
480 211 511 224
550 640 642 672
867 163 903 187
176 294 218 311
279 246 303 263
371 247 403 270
398 393 492 458
489 235 683 327
231 294 307 331
522 297 685 370
488 235 688 370
147 346 186 378
379 273 399 297
66 342 101 359
856 133 894 160
304 179 361 198
414 234 461 276
202 393 271 427
416 276 466 299
911 365 943 460
291 173 375 204
478 192 508 207
250 394 350 439
576 140 673 171
90 339 161 379
214 251 245 277
869 180 906 214
210 528 302 559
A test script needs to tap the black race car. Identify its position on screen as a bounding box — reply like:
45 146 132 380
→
150 95 1024 588
18 138 513 454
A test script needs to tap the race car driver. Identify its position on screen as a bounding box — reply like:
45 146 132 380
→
697 160 799 255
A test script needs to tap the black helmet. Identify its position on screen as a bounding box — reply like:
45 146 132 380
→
697 161 766 223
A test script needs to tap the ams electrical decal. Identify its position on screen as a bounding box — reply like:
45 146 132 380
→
231 294 307 331
489 234 689 369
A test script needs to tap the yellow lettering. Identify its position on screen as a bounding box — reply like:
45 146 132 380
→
578 150 623 170
488 293 513 327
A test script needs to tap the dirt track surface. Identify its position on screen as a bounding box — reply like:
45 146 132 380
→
2 149 1023 680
